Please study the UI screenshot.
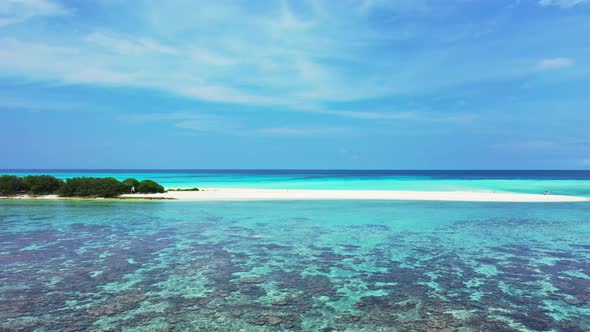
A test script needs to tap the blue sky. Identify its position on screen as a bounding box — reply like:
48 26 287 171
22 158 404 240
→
1 0 589 169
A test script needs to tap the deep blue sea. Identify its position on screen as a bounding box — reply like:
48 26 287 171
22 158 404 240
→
1 170 589 331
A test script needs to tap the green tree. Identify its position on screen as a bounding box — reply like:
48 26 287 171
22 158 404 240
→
0 175 24 196
93 177 128 197
137 180 165 193
22 175 63 195
122 178 140 192
58 178 90 197
58 177 127 197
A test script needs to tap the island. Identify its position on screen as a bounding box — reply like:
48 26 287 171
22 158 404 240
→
2 174 588 203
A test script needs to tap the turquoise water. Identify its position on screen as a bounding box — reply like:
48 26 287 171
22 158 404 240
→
1 199 589 331
4 170 590 196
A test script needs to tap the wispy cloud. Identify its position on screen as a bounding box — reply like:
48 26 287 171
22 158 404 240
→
0 37 139 85
271 1 314 31
322 110 417 120
175 115 241 133
320 110 475 124
190 48 238 66
535 57 574 70
85 32 179 56
0 0 69 27
1 0 587 119
123 112 349 137
493 140 561 151
492 138 590 153
125 112 244 134
123 112 205 123
358 0 433 15
255 126 348 137
125 108 475 127
0 0 541 111
0 37 281 105
0 97 81 111
539 0 589 8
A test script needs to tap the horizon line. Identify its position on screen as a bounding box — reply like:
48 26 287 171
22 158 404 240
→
2 169 589 172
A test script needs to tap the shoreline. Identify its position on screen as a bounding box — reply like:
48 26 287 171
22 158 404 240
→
0 195 174 201
2 188 588 202
123 187 588 202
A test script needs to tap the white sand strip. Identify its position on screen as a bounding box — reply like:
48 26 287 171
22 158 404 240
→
121 188 589 202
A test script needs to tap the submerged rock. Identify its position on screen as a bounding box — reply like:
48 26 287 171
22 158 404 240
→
239 285 267 297
272 300 288 306
87 291 146 317
251 315 283 326
266 315 283 326
563 297 584 306
239 277 265 284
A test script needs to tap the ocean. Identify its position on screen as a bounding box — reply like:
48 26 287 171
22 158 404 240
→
4 169 590 196
1 170 589 331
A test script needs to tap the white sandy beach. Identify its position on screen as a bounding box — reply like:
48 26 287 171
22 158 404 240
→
120 188 589 202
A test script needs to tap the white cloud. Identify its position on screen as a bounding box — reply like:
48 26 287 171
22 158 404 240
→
0 37 280 105
0 2 473 109
122 107 475 133
539 0 589 8
322 110 417 120
2 0 581 115
271 1 314 31
85 32 179 56
359 0 432 15
436 114 476 124
174 85 281 105
125 112 243 134
0 97 81 111
175 116 240 133
123 112 202 123
124 112 349 137
535 57 574 70
190 48 238 66
63 67 140 85
493 140 561 151
0 0 69 27
582 158 590 166
318 110 475 124
0 37 143 86
255 126 348 137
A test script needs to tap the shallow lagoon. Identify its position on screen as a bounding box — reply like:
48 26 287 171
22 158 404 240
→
1 200 589 331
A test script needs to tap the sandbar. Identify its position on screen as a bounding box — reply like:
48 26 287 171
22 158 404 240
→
120 188 589 202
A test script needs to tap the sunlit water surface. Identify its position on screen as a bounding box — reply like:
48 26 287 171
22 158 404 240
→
1 200 589 331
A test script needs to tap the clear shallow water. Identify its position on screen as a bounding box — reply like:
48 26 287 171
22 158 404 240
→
4 169 590 197
1 200 589 331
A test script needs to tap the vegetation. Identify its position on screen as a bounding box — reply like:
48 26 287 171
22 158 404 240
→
168 187 200 191
0 175 25 196
122 178 140 192
22 175 64 195
0 175 167 198
137 180 165 193
58 177 128 197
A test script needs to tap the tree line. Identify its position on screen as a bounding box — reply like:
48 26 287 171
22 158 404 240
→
0 175 165 197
